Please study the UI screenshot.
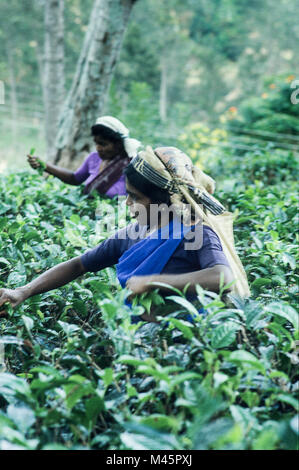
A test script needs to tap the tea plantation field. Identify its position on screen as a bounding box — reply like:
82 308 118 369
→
0 149 298 450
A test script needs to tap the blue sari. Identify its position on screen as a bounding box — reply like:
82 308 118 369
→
116 220 204 323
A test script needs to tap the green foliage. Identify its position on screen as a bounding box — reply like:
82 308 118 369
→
0 163 298 450
228 75 299 135
1 1 298 171
178 122 229 166
109 81 160 144
211 146 298 186
202 144 298 310
189 0 262 61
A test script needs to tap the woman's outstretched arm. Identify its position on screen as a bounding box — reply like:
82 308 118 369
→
126 264 234 295
0 257 86 309
44 162 80 185
27 155 80 185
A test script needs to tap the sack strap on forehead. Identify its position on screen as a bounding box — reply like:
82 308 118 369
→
132 155 175 191
132 154 225 215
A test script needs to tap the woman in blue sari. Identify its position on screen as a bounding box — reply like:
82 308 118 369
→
0 146 241 322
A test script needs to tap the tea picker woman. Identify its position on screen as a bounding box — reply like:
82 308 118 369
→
27 116 141 198
0 146 250 322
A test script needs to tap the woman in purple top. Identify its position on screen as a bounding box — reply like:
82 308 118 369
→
27 116 141 198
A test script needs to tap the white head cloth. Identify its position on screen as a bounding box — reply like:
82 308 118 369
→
95 116 141 159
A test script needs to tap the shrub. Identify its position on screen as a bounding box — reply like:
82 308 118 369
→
0 170 297 450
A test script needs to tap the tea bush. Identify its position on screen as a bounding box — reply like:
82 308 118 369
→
0 158 298 450
226 74 299 135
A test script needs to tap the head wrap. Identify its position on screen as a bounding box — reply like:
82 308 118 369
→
131 146 223 215
94 116 141 158
130 146 250 299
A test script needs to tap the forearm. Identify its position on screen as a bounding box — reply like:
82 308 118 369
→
45 162 79 185
148 265 234 294
19 257 86 300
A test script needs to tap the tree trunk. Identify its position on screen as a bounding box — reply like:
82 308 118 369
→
159 59 167 123
44 0 65 161
53 0 137 169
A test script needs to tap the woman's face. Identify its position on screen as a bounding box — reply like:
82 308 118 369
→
125 180 152 226
94 135 121 160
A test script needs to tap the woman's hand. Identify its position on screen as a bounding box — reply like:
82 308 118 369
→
0 287 29 309
27 155 46 171
126 276 159 322
126 275 155 295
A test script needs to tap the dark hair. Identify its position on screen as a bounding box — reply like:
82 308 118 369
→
91 124 127 157
91 124 123 142
124 163 171 205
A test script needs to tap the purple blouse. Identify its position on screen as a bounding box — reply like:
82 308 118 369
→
73 151 127 198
